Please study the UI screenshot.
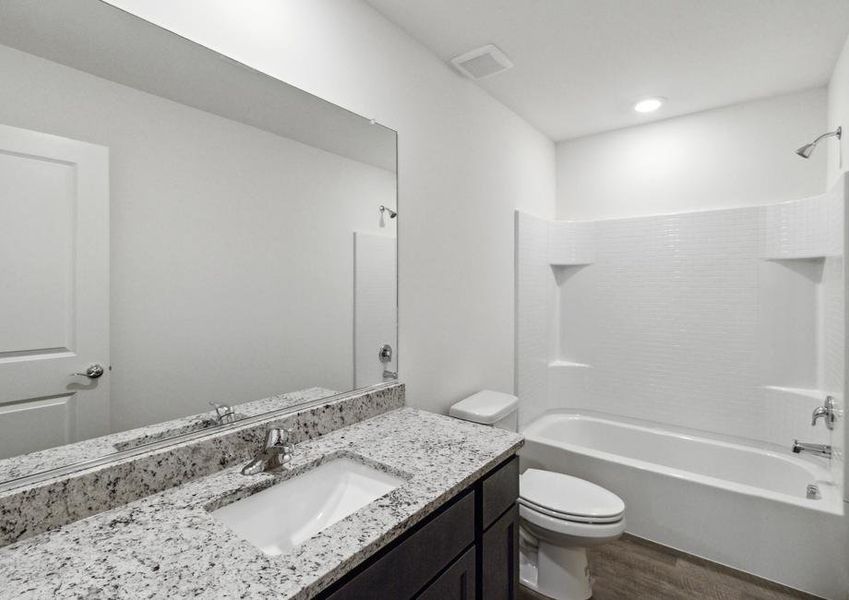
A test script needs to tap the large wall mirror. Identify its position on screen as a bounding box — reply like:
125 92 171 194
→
0 0 397 485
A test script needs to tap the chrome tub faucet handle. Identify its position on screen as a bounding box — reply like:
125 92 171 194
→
810 396 835 430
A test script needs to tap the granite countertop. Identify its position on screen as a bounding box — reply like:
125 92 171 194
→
0 407 523 599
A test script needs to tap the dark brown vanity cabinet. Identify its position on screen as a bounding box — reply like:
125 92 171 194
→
320 455 520 600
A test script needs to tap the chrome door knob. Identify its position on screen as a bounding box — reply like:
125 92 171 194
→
71 363 105 379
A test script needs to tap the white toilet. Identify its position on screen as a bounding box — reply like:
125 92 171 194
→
449 391 625 600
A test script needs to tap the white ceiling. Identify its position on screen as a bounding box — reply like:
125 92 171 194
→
364 0 849 141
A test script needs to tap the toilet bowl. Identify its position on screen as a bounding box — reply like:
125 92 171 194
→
449 391 626 600
518 468 625 600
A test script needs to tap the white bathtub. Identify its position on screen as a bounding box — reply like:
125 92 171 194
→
520 411 848 599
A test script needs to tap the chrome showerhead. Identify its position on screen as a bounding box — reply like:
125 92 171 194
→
379 205 397 219
795 126 841 159
795 143 816 159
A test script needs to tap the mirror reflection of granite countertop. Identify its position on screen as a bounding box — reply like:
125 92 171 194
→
0 408 523 600
0 387 337 483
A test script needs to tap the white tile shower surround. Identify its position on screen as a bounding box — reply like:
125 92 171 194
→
516 175 846 466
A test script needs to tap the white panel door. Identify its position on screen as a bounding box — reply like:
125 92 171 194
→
0 124 109 460
353 232 397 388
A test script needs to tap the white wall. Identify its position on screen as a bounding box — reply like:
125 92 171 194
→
0 44 396 431
828 34 849 187
556 89 827 220
105 0 557 414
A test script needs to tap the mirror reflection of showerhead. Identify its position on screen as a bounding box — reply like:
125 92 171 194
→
379 205 397 219
795 126 841 159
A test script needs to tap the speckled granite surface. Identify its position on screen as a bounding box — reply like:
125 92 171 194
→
0 387 338 483
0 408 523 600
0 385 403 546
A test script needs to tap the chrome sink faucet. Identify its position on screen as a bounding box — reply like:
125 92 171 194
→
792 440 832 459
241 428 295 475
811 396 835 430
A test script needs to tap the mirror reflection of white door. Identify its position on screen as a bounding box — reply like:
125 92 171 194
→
0 124 109 460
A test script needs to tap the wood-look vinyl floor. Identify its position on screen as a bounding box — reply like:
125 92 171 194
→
518 535 822 600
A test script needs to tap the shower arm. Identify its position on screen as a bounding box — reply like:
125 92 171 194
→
810 127 841 146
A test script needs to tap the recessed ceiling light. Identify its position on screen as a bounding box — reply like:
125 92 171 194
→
633 97 666 113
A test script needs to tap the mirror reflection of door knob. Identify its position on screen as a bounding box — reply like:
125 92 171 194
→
71 363 105 379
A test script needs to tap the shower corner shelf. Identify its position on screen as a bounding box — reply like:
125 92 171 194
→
549 261 593 267
761 385 826 401
548 360 592 369
760 254 831 262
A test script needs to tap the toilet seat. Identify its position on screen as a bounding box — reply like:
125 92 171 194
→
520 469 624 524
518 498 623 524
519 503 626 543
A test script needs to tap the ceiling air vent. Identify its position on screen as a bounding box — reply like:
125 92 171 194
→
450 44 513 80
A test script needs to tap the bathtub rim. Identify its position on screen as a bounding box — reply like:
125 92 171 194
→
521 410 842 516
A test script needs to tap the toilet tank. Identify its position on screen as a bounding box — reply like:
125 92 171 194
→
449 390 519 432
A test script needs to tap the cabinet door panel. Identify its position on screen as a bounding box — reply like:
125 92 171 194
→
481 456 519 530
481 504 519 600
416 546 476 600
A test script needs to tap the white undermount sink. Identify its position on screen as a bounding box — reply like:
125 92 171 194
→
210 457 404 556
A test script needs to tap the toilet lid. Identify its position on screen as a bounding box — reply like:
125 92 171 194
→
449 390 518 425
520 469 625 522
